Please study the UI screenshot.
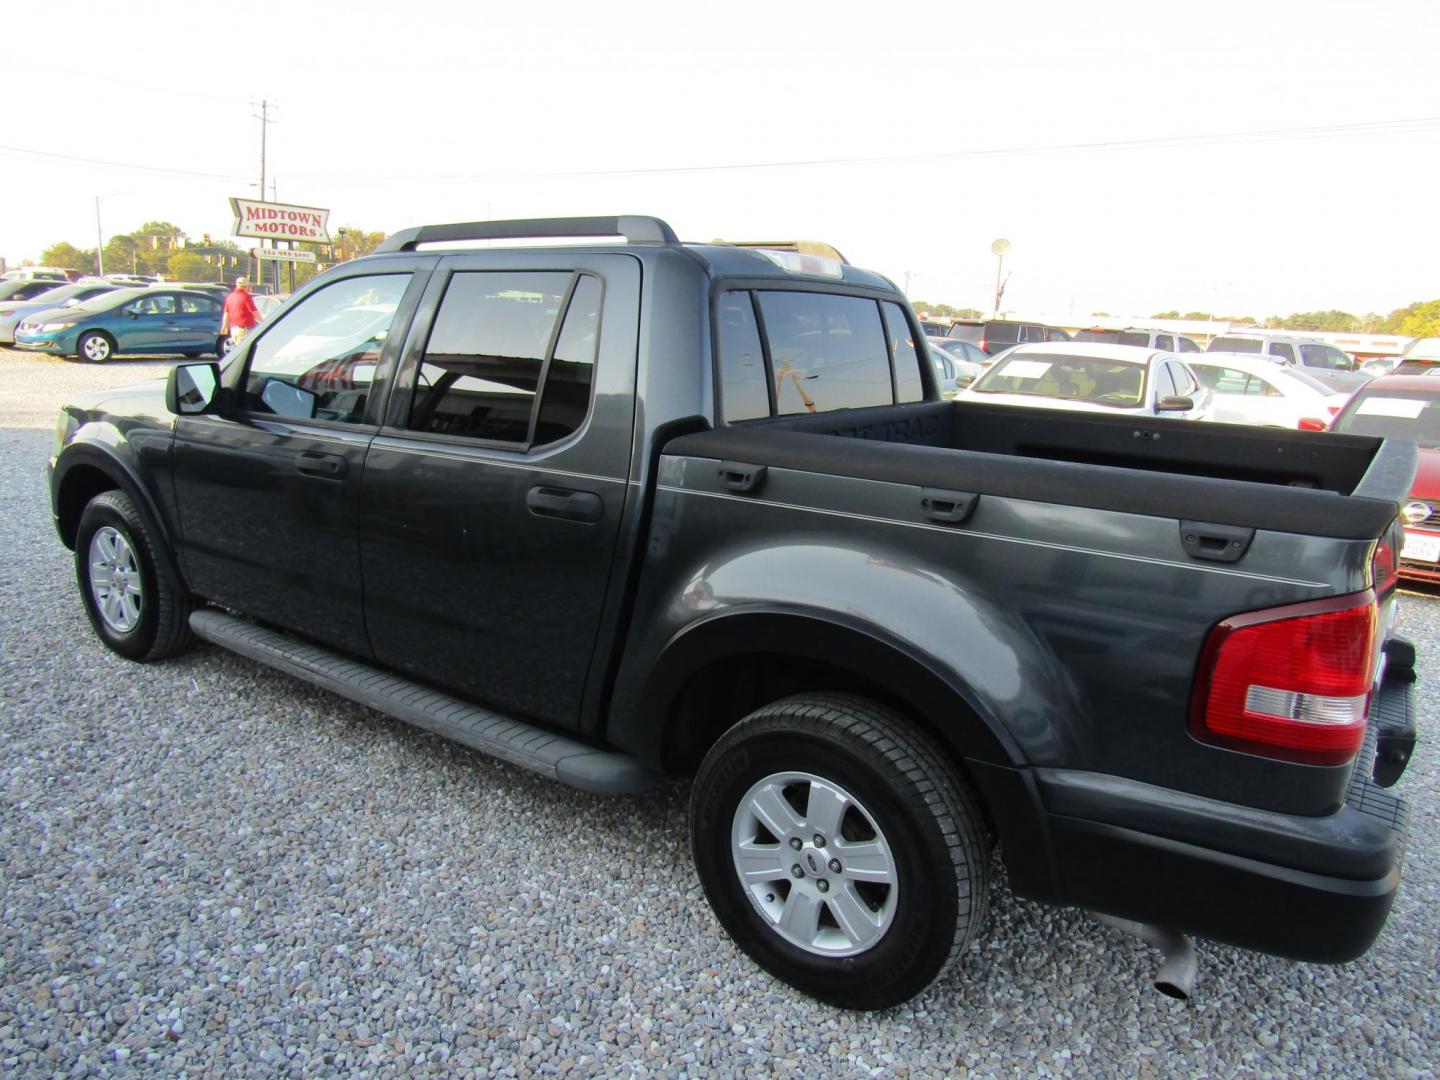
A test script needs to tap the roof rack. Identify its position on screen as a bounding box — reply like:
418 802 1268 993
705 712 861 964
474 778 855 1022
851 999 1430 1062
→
713 239 850 264
374 215 679 254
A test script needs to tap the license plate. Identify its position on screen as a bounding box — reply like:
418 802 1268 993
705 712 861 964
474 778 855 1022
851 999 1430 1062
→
1402 531 1440 563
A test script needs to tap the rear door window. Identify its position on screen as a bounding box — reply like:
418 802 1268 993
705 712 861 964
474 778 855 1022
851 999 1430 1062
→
758 291 893 415
409 270 596 445
1269 342 1296 363
1154 334 1174 350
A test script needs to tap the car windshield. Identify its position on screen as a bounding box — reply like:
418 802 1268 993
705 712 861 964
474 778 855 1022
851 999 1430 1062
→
64 287 148 315
972 352 1148 407
1333 392 1440 448
28 284 92 303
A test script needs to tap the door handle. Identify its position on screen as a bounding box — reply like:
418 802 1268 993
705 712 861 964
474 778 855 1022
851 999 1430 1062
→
527 485 603 523
919 487 978 524
296 451 347 479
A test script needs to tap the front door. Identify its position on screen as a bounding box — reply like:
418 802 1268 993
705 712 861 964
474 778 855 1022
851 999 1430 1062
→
359 253 640 730
171 264 431 656
120 292 180 352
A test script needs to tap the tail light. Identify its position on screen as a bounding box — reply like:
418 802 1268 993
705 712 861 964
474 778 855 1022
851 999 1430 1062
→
1190 592 1377 765
1297 417 1328 431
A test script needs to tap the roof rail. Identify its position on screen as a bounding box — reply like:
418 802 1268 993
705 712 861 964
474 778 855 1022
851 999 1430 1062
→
713 239 850 264
374 215 680 254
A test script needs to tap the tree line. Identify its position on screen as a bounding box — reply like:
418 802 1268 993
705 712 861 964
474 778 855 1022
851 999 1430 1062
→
913 299 1440 338
34 221 388 289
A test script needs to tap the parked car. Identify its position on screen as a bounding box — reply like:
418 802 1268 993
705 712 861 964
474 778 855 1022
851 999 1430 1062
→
928 336 990 366
14 288 225 362
1360 357 1403 378
1328 376 1440 582
0 278 75 305
46 215 1417 1010
1206 331 1369 392
962 342 1212 420
102 273 157 287
916 319 948 336
0 282 125 344
1 267 70 283
945 317 1070 355
1072 327 1202 352
1395 337 1440 374
924 340 983 397
150 281 228 297
1188 353 1351 430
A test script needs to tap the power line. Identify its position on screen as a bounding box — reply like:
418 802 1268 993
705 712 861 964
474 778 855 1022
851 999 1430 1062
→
1 114 1435 188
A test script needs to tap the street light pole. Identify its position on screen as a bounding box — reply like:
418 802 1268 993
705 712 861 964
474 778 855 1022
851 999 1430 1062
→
95 196 104 276
990 238 1011 317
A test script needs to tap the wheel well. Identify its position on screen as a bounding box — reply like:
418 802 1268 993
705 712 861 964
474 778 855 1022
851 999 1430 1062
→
662 653 996 832
56 465 119 548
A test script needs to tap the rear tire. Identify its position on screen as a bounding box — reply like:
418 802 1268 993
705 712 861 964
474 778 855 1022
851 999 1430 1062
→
77 331 114 363
690 692 990 1009
75 490 194 662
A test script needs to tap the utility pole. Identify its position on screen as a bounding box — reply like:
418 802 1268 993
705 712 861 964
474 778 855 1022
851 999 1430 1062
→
252 99 277 290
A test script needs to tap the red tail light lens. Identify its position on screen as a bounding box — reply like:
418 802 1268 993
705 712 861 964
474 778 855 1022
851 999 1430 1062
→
1190 592 1377 765
1297 417 1328 431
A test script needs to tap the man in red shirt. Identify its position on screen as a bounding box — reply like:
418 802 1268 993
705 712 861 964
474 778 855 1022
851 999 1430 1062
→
221 277 261 346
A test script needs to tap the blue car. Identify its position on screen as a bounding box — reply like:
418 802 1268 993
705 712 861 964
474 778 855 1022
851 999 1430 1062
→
0 282 125 345
14 288 226 362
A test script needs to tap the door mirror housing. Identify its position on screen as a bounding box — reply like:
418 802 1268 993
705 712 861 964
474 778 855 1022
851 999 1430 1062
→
1156 395 1195 413
166 362 222 415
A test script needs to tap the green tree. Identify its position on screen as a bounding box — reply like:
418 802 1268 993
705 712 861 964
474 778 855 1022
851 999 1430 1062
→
1181 311 1213 321
1277 310 1359 332
1381 300 1440 336
41 241 95 272
1151 310 1180 319
166 252 213 282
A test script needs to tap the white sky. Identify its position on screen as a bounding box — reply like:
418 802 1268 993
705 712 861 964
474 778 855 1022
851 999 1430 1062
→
5 0 1438 320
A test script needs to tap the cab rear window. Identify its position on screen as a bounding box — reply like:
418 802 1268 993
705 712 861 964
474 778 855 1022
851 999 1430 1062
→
717 289 927 422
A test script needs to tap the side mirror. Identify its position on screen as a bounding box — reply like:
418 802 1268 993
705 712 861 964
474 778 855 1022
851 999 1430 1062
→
126 309 139 319
1156 395 1195 413
165 362 221 415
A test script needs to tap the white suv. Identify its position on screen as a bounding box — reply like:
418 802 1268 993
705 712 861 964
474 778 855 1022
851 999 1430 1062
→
1205 331 1369 392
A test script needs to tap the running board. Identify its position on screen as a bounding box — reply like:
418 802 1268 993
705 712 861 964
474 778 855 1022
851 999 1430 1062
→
189 610 657 795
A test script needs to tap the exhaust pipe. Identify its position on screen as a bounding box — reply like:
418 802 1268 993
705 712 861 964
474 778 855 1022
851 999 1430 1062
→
1095 914 1197 1001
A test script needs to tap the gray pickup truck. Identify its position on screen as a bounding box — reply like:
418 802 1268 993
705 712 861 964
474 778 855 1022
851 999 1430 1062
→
49 216 1419 1009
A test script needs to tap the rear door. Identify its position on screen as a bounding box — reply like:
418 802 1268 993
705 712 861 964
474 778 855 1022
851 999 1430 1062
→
358 252 640 730
175 292 222 351
171 263 431 656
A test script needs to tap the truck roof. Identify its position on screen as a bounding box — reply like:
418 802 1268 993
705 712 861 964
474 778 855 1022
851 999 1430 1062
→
372 215 899 292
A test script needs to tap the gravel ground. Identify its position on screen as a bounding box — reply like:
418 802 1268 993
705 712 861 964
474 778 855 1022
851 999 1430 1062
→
0 345 1437 1078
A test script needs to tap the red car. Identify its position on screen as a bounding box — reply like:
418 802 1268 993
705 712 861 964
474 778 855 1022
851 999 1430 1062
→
1329 375 1440 582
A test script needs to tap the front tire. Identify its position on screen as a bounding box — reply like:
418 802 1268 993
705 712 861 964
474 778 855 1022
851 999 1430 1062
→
75 490 194 662
690 693 990 1009
77 331 114 363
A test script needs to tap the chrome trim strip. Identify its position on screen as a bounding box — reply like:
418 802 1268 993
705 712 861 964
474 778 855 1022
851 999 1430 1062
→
656 484 1331 589
370 440 627 486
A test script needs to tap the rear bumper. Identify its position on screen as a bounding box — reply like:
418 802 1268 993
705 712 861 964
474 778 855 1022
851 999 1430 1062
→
977 661 1415 963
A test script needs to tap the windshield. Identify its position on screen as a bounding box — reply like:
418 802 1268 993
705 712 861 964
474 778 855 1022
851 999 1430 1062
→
1333 392 1440 447
28 284 93 304
972 351 1148 407
63 287 147 316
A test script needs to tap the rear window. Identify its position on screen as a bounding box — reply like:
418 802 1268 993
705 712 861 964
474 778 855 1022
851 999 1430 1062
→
760 291 894 415
946 323 984 344
882 302 925 403
988 323 1020 344
1208 336 1264 354
1333 392 1440 448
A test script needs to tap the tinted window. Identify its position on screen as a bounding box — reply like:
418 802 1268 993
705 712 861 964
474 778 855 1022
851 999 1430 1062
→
243 274 411 423
883 302 925 402
759 292 893 415
1208 336 1263 354
946 323 984 344
1154 334 1174 350
534 274 601 445
410 271 572 443
1269 342 1296 363
717 291 770 422
1178 336 1201 352
1300 343 1351 371
987 323 1020 344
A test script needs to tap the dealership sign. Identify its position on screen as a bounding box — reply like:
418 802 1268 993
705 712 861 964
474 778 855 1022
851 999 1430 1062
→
230 197 331 242
252 247 317 263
